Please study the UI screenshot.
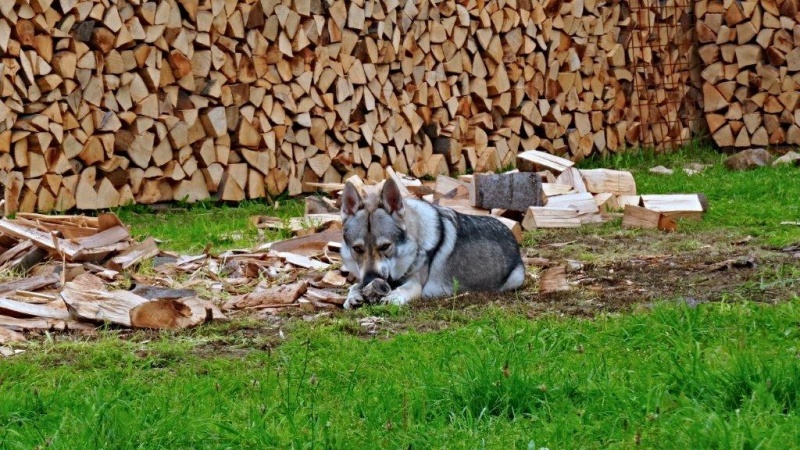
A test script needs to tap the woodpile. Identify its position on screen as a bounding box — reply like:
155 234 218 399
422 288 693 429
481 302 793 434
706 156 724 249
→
696 0 800 148
0 0 702 214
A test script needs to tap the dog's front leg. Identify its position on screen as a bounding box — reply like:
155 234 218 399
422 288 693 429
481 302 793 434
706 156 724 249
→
343 285 365 310
382 280 423 306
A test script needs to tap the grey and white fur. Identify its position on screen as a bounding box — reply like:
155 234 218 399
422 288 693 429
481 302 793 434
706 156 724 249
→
340 177 526 309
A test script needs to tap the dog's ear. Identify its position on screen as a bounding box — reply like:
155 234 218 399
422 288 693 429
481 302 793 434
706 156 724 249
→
341 181 363 218
381 177 404 214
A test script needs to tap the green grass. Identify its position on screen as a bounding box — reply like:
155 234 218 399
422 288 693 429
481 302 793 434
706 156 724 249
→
113 198 305 253
3 143 800 449
578 143 800 247
2 300 800 448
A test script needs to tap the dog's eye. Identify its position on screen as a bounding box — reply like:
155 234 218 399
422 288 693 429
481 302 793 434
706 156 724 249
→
378 243 392 252
352 245 365 254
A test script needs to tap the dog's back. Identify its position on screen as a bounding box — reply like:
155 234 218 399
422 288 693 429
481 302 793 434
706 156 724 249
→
404 198 526 298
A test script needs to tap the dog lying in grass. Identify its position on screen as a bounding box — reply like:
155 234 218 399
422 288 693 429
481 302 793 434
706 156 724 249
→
340 177 525 309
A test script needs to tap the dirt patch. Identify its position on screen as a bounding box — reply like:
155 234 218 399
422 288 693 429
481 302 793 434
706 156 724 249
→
8 229 799 352
277 229 799 338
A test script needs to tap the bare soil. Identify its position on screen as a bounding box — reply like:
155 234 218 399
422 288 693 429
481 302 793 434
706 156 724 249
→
233 226 800 340
14 228 800 353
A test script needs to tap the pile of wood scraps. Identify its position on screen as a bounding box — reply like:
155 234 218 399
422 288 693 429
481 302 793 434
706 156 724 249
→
1 151 711 353
0 211 353 352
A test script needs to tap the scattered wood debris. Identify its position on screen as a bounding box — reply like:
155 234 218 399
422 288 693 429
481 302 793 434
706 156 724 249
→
0 157 711 348
0 211 351 344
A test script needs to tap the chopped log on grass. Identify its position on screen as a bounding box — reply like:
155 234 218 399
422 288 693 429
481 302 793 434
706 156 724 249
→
0 273 59 295
0 327 25 344
579 169 637 195
60 273 212 329
640 194 708 220
0 297 71 320
223 281 308 310
621 205 676 231
268 229 343 256
522 207 583 230
469 173 544 211
542 193 603 223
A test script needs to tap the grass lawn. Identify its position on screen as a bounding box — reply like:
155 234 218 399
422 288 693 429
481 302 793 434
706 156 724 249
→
2 144 800 449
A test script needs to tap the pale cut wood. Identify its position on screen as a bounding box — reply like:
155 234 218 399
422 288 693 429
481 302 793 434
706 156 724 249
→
516 149 574 173
621 205 677 231
277 252 331 270
268 229 342 258
621 205 662 229
542 183 575 197
579 169 636 195
640 194 706 220
542 192 602 223
107 236 159 271
224 281 308 309
0 297 71 320
0 273 60 295
522 207 582 230
554 167 587 193
0 315 97 332
617 195 642 210
437 197 491 216
434 175 470 200
60 273 150 327
0 327 25 344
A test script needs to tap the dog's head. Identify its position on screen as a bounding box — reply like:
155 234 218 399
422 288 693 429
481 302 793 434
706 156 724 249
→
340 178 417 288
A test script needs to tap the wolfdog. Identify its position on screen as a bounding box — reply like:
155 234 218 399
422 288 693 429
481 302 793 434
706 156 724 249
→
340 177 526 309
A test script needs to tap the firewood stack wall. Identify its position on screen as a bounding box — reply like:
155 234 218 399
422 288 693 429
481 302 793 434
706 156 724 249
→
1 0 701 213
696 0 800 149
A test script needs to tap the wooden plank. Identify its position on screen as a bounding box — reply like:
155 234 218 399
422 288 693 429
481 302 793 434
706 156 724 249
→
0 297 71 320
516 149 575 173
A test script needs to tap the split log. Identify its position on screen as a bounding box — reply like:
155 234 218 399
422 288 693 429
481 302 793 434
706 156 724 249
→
640 194 707 220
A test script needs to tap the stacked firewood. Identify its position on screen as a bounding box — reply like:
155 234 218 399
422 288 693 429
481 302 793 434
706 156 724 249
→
696 0 800 148
0 0 701 214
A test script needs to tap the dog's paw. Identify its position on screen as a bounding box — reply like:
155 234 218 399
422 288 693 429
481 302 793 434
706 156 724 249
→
343 288 365 310
381 291 410 306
